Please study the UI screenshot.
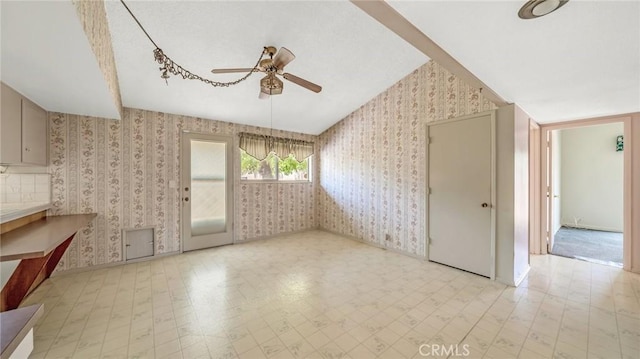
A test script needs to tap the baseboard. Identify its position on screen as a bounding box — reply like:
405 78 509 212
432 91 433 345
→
52 228 321 277
495 276 514 287
495 266 530 288
234 228 318 244
561 223 623 233
51 250 181 277
319 228 426 260
514 266 530 287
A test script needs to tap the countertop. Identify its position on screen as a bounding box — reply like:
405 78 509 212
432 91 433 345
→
0 203 51 224
0 214 97 262
0 304 43 359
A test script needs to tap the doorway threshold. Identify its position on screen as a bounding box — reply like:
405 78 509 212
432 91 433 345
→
554 253 623 268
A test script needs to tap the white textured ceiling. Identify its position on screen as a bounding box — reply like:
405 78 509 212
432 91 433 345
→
1 1 121 120
104 1 428 135
388 0 640 123
3 1 637 132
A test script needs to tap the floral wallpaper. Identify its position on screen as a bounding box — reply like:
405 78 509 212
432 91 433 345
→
49 108 317 271
49 59 495 271
317 60 496 257
72 0 123 118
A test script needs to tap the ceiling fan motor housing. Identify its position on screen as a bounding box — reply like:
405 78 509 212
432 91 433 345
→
211 46 320 97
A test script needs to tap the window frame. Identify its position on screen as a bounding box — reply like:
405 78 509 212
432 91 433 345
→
239 149 313 183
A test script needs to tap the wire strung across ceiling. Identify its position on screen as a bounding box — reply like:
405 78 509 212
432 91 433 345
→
119 0 263 87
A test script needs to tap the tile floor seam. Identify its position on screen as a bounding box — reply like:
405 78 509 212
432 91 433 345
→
513 289 546 359
69 273 109 357
48 272 100 357
610 275 625 359
449 285 508 359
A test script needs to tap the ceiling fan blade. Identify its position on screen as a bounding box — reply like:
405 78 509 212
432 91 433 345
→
259 90 269 100
273 47 295 71
211 68 256 74
282 73 322 93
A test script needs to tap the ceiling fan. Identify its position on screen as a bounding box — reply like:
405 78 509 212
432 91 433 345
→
211 46 322 99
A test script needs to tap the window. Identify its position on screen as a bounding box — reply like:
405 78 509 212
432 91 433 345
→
240 150 311 182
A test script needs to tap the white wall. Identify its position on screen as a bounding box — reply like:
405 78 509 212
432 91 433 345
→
496 104 530 286
513 105 530 285
560 123 624 232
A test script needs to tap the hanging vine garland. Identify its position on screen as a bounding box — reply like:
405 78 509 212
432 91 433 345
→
120 0 263 87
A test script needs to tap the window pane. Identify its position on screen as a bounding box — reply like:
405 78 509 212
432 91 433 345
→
191 140 226 236
278 154 310 181
240 150 311 182
240 150 277 180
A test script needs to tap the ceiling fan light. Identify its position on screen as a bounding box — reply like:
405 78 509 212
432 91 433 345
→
518 0 568 19
260 74 283 95
267 87 283 95
532 0 560 16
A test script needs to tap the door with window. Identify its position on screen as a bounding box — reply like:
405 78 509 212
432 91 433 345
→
181 132 233 251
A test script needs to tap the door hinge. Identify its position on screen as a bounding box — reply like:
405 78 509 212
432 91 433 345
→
428 137 433 144
428 187 432 195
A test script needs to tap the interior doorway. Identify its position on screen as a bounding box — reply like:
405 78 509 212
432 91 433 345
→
546 123 624 266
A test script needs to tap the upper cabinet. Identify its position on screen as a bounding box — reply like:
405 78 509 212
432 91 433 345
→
1 83 48 166
1 83 22 164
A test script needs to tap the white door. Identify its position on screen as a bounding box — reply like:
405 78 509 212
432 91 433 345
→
182 132 233 251
428 113 494 277
548 130 562 252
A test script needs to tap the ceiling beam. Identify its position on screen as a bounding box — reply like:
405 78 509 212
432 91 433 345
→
351 0 509 107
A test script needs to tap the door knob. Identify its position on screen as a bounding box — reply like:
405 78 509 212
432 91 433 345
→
184 197 189 202
481 203 489 208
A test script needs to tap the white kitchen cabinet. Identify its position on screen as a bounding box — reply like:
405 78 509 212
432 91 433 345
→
20 99 47 165
1 83 22 164
0 82 47 166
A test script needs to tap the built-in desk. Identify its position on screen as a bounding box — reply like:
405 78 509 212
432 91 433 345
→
0 214 96 311
0 304 43 359
0 214 96 262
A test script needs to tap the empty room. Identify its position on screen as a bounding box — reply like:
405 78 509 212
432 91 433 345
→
1 1 639 359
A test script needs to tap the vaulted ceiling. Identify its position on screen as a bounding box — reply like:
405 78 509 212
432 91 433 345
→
2 1 638 135
388 0 640 124
103 1 427 135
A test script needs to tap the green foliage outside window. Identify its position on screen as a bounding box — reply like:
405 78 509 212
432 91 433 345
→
278 154 308 176
240 150 310 181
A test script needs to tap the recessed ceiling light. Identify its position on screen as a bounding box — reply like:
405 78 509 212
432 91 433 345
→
518 0 569 19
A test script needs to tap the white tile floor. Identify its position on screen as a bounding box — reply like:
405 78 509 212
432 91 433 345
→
22 230 640 359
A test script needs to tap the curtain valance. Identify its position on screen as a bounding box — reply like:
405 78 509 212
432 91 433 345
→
239 132 314 161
